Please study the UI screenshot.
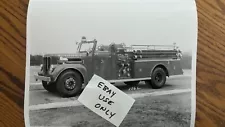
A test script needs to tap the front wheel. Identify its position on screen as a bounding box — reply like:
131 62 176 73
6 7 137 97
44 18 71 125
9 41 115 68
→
56 70 82 97
42 81 56 93
150 67 166 89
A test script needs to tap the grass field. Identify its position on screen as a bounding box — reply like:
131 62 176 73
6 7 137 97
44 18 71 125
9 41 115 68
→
29 92 191 127
28 66 192 127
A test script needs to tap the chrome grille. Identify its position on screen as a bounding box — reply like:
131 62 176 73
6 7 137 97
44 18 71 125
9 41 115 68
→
43 56 51 74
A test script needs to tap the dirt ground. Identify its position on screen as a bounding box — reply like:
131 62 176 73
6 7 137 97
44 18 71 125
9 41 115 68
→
29 92 191 127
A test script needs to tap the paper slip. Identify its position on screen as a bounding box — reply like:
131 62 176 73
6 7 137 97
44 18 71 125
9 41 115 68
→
78 74 135 127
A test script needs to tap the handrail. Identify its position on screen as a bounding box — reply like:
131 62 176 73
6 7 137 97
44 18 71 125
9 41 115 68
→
130 44 177 50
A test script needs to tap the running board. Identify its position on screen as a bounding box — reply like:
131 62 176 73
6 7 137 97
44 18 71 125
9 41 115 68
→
108 77 152 83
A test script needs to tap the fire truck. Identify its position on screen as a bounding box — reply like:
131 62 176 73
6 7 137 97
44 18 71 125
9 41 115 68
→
34 36 183 97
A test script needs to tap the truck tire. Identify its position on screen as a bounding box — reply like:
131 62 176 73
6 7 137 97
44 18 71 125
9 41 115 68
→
56 70 82 97
150 67 166 89
42 81 56 93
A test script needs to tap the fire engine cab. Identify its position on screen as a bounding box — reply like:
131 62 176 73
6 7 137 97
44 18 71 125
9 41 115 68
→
34 36 183 97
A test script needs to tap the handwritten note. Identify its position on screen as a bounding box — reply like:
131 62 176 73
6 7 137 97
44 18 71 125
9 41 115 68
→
78 74 135 127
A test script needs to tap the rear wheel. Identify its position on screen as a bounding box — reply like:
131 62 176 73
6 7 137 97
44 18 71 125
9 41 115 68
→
42 81 56 93
56 70 82 97
150 67 166 89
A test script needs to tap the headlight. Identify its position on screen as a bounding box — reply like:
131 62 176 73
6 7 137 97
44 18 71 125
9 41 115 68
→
40 64 43 70
59 57 68 61
49 65 55 73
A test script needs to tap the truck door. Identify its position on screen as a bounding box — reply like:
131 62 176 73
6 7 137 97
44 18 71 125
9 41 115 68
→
82 55 94 80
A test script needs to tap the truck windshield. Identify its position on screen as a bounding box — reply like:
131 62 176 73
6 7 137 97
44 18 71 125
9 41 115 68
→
78 42 94 53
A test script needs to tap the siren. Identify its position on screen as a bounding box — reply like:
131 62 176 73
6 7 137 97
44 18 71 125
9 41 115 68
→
81 36 86 42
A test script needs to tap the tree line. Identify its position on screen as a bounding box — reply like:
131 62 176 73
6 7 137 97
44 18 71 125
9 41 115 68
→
30 55 59 66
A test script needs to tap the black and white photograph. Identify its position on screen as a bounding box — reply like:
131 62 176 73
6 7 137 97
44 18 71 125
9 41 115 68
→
25 0 198 127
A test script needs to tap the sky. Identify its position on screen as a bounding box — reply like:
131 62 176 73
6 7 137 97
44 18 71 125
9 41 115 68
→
27 0 197 55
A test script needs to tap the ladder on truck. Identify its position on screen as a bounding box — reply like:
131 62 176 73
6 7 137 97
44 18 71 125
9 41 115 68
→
115 44 181 79
131 44 177 50
126 44 181 59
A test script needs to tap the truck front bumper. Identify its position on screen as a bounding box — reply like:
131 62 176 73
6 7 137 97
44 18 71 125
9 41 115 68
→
34 74 51 82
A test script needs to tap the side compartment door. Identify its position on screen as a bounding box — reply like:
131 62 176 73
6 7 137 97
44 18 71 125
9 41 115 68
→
93 52 112 79
169 60 183 76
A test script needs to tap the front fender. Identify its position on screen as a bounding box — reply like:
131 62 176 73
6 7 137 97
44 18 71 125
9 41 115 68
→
51 64 87 84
